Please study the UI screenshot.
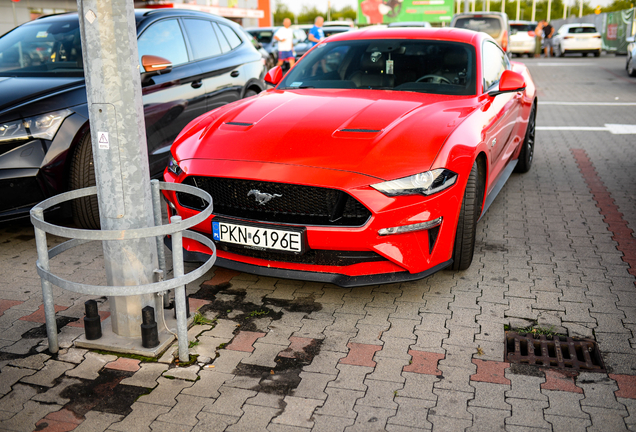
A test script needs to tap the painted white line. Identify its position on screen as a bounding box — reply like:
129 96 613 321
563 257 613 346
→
535 62 595 66
540 101 636 106
537 124 636 134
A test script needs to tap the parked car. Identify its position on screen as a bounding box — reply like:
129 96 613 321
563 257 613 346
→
163 27 537 287
553 23 602 57
626 36 636 77
0 9 265 227
450 12 510 53
387 21 432 28
509 21 538 57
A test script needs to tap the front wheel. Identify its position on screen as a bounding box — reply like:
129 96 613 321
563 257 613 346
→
593 50 601 57
514 103 536 174
69 131 100 229
451 162 483 271
629 55 636 77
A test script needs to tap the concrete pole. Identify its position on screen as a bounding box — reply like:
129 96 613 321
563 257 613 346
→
76 0 158 338
501 0 505 14
579 0 583 17
547 0 552 22
516 0 521 20
12 2 18 28
563 1 567 18
464 0 469 13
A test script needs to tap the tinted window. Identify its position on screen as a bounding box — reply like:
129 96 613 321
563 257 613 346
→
568 26 597 33
220 24 242 50
455 17 502 38
0 18 83 76
511 23 536 32
213 23 232 52
138 19 188 70
482 41 508 90
279 39 476 96
183 19 222 59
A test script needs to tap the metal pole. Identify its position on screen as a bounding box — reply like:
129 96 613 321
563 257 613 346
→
151 179 169 308
170 216 189 363
532 0 537 22
501 0 505 14
77 0 157 338
32 208 59 354
578 0 583 17
547 0 552 22
12 2 18 28
516 0 521 20
464 0 469 13
563 0 567 19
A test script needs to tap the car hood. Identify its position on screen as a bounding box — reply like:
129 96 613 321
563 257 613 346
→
174 89 478 181
0 76 86 121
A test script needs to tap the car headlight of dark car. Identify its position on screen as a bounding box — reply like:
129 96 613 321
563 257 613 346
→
371 169 457 197
167 155 183 176
0 109 72 143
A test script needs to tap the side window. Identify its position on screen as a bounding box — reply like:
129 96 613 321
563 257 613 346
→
212 23 231 53
138 19 189 71
219 24 242 50
482 41 507 91
183 19 222 59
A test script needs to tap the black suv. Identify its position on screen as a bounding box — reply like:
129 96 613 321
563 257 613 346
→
0 9 265 228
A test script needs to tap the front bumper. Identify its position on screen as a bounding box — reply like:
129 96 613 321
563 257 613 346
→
163 160 464 284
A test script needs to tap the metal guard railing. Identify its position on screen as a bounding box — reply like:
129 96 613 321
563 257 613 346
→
30 180 215 362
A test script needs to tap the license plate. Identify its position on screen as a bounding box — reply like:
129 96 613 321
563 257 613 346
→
212 218 305 254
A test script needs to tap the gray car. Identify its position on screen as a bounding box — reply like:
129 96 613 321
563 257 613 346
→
450 12 511 53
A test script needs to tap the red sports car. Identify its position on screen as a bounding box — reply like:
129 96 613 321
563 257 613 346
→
163 27 536 287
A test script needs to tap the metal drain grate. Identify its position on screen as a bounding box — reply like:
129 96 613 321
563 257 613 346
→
505 331 605 372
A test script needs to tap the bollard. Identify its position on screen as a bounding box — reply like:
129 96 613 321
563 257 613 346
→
140 306 160 348
83 300 102 340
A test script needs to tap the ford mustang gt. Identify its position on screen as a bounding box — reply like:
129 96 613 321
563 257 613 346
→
163 27 537 287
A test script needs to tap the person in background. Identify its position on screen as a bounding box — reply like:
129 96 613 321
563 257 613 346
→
543 21 555 57
308 16 325 47
534 20 545 58
274 18 295 68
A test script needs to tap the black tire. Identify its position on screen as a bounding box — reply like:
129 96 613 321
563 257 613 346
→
514 103 536 174
627 55 636 76
451 162 483 271
69 131 100 229
594 50 601 58
556 44 565 57
244 89 258 98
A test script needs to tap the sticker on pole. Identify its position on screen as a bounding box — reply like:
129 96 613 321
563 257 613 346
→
98 132 109 149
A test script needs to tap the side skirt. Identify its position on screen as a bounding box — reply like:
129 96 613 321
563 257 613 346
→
478 159 518 222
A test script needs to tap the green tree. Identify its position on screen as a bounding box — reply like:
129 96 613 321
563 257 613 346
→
601 0 635 13
297 6 322 24
273 0 295 25
331 5 357 21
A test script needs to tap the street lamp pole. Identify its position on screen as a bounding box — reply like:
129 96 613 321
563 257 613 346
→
76 0 158 338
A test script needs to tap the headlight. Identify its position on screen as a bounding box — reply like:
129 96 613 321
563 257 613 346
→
0 109 72 143
371 169 457 197
167 155 183 176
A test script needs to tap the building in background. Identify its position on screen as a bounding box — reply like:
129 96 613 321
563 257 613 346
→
0 0 271 36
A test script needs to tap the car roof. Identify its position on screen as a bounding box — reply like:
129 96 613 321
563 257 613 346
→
324 27 482 45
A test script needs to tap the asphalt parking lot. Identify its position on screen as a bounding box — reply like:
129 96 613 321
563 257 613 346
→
1 54 636 431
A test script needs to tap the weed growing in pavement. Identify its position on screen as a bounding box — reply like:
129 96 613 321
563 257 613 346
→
93 349 157 363
192 312 215 326
188 340 199 348
506 324 563 337
246 309 270 318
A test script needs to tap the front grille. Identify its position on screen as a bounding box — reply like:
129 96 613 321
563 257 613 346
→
177 176 371 227
219 243 386 266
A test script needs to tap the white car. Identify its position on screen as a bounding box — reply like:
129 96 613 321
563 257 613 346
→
553 23 602 57
510 21 538 57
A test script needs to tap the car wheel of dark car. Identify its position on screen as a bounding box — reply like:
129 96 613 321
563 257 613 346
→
593 50 600 58
628 55 636 77
514 103 536 174
70 131 100 229
245 89 258 98
451 162 483 271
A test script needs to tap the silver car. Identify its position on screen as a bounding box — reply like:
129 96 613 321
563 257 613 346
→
450 12 511 53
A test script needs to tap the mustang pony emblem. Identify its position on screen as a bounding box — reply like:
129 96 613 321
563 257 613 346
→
248 189 282 205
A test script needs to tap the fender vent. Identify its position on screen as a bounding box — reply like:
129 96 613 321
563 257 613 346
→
505 331 605 372
339 128 381 133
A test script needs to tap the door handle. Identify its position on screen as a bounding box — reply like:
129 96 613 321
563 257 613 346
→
230 70 240 78
191 80 202 89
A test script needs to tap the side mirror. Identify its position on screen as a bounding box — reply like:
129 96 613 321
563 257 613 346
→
265 66 283 86
488 70 525 97
141 55 173 82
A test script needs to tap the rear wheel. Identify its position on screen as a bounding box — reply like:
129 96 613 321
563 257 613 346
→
69 131 100 229
556 44 564 57
514 103 536 174
593 50 601 57
244 89 258 98
451 162 483 271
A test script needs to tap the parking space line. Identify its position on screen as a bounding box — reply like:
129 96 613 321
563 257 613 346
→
537 124 636 134
540 102 636 106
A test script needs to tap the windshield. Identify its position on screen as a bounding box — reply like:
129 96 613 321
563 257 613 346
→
279 39 476 96
0 17 83 77
454 17 502 38
249 30 274 44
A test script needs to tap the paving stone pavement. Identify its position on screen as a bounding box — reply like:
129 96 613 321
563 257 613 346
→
1 55 636 431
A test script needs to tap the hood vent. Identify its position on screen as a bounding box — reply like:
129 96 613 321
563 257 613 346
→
225 122 254 126
339 128 381 133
